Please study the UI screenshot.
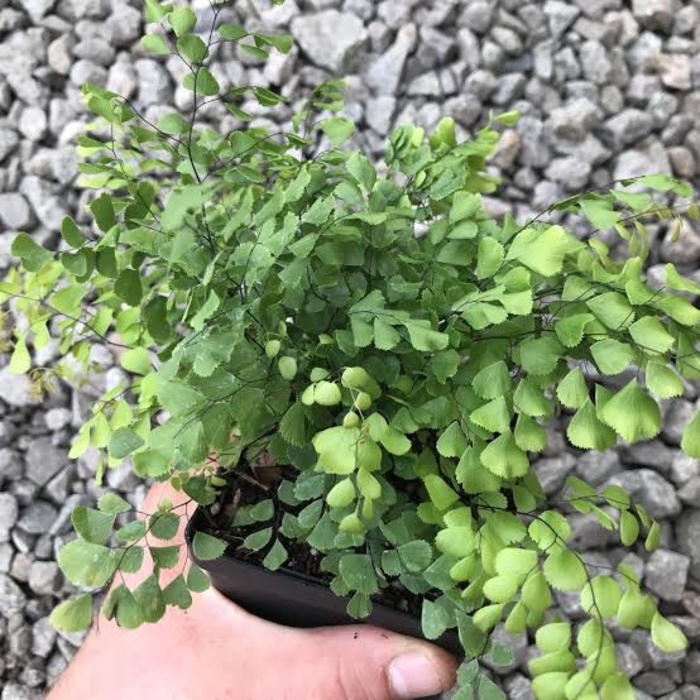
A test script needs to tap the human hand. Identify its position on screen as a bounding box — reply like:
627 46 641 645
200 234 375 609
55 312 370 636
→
49 482 458 700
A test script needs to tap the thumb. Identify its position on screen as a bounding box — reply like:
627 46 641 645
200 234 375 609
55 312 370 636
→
301 624 458 700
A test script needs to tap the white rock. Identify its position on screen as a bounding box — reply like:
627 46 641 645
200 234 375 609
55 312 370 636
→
543 0 581 39
545 156 592 191
250 0 300 27
18 106 48 142
18 0 55 23
645 549 690 601
290 11 367 74
655 53 692 91
632 0 675 32
365 23 417 95
0 193 32 230
0 368 41 408
0 494 18 543
662 220 700 264
365 95 396 136
19 176 65 232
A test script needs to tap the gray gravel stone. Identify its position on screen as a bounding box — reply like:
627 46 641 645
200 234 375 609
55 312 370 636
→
17 502 58 536
72 38 115 67
569 511 619 550
18 106 47 142
69 59 107 87
365 95 396 136
18 0 55 23
134 59 172 106
673 617 700 647
0 193 32 230
580 40 613 85
460 1 495 34
603 108 654 148
668 146 697 177
491 73 526 105
250 0 300 26
12 528 36 555
679 478 700 508
675 6 699 35
0 574 26 618
376 0 420 29
0 544 12 574
632 0 675 33
545 156 592 191
614 141 672 180
628 74 662 106
548 97 601 141
28 561 59 596
543 0 580 39
9 622 33 657
365 23 416 95
45 653 69 686
532 40 554 81
31 617 56 659
106 57 137 99
576 451 621 486
686 651 700 684
48 494 91 537
0 494 18 544
631 628 688 670
636 672 677 695
47 35 74 76
56 0 109 20
617 642 645 677
0 369 41 408
573 0 621 19
677 509 700 580
645 549 690 601
24 438 67 487
0 128 19 163
0 449 22 483
503 674 534 700
621 440 676 476
491 26 522 56
662 221 700 264
291 11 367 74
44 408 71 432
672 455 700 487
491 129 521 170
650 91 681 127
0 8 24 32
656 53 693 91
104 5 142 47
605 469 681 520
407 72 441 97
532 454 576 494
414 26 455 72
662 401 696 446
18 176 65 232
1 684 42 700
483 625 528 675
443 94 482 128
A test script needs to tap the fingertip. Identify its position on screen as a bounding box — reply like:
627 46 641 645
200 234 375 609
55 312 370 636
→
388 648 458 700
310 625 458 699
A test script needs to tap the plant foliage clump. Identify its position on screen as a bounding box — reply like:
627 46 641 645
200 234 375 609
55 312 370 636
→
3 1 699 697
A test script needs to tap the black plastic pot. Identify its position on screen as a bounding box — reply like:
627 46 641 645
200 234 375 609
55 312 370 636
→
186 507 462 695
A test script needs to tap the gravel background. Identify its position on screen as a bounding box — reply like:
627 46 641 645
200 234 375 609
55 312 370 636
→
1 0 700 698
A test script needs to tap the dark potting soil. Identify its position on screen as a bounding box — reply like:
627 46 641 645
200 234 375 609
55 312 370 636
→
196 464 427 619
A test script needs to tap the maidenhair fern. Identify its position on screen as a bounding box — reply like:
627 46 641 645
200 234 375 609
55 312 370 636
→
2 1 699 698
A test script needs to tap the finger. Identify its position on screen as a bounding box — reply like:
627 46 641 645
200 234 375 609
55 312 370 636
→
297 624 458 700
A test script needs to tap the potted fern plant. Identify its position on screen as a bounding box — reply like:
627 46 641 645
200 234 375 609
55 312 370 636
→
3 1 699 697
